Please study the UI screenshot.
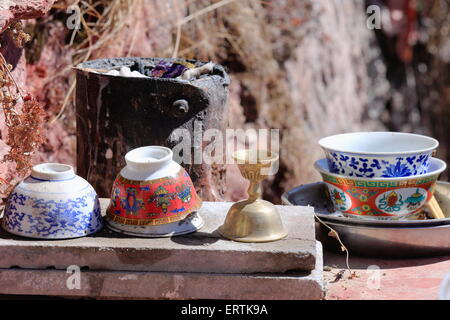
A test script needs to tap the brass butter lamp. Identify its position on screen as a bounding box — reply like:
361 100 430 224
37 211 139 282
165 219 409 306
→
218 149 288 242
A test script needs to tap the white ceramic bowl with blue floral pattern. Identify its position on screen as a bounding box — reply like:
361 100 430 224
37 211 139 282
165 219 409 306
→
319 132 439 178
2 163 103 239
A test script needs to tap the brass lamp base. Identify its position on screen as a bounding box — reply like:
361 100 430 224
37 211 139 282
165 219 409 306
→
218 198 288 242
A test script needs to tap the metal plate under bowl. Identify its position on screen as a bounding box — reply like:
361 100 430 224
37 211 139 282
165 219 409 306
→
106 212 204 237
282 181 450 258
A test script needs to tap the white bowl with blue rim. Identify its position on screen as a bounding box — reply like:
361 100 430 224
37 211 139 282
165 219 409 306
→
2 163 103 239
318 132 439 178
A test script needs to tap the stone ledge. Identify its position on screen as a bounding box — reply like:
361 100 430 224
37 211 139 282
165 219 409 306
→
0 242 324 300
0 200 317 274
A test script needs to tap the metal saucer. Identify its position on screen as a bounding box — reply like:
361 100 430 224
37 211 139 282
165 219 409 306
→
106 212 204 237
282 181 450 258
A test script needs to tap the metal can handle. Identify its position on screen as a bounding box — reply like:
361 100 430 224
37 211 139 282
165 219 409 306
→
171 99 189 118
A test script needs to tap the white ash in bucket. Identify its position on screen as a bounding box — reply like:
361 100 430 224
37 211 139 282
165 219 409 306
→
82 59 216 80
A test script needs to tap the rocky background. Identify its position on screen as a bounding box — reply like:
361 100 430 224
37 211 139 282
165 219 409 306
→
0 0 448 203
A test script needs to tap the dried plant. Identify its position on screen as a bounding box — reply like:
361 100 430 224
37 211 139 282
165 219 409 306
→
3 94 46 176
0 22 46 196
6 21 31 48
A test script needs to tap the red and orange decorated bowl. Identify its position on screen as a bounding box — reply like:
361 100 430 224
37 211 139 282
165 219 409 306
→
105 146 203 236
315 157 446 220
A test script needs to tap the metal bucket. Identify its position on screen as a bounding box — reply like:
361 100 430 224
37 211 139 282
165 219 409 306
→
75 57 229 200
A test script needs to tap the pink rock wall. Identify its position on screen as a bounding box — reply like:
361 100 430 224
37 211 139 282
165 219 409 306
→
0 0 54 32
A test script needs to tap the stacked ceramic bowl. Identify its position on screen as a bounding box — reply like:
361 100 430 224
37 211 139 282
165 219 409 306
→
315 132 447 220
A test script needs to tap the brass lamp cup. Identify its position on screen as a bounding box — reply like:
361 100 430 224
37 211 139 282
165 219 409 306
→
218 150 288 242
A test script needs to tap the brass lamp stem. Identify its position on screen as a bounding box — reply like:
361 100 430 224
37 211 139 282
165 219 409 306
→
247 180 261 201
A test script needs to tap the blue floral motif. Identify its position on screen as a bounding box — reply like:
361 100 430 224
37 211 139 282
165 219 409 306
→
329 160 340 174
349 157 359 170
3 190 103 238
325 151 432 177
381 160 412 178
370 159 381 170
422 155 430 167
406 156 416 165
9 193 27 205
416 154 427 163
356 162 375 178
4 208 25 232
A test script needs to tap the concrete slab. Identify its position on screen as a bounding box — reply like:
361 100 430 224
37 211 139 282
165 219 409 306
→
0 243 325 300
0 200 317 273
